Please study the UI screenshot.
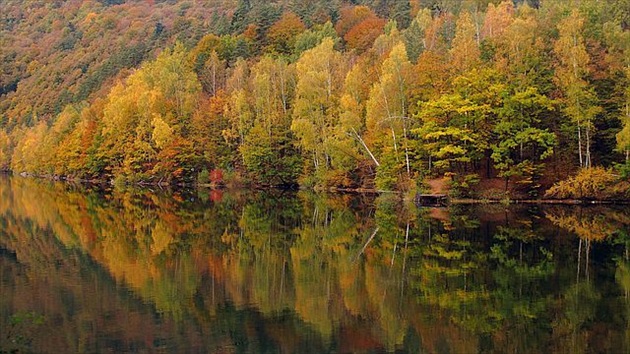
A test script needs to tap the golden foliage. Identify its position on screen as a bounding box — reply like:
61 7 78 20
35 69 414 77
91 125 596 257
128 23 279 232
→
545 167 621 200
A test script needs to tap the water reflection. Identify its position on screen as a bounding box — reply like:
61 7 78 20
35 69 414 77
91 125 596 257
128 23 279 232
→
0 175 629 353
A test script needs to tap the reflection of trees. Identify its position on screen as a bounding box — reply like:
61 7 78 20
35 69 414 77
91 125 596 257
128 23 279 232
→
613 229 630 354
488 223 556 353
2 176 630 352
546 206 630 282
290 192 372 342
545 207 626 242
546 206 630 353
0 182 188 352
411 218 493 334
551 282 601 354
407 205 629 353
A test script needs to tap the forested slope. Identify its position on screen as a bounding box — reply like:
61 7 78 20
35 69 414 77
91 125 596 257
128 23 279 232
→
0 0 628 197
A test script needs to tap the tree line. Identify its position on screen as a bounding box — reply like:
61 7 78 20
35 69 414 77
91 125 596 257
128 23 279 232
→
0 0 628 195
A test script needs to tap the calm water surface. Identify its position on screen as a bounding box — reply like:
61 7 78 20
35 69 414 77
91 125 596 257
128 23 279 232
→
1 175 629 353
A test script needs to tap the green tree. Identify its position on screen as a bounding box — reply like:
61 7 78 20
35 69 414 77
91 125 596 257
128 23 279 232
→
604 21 630 163
402 8 432 63
292 21 338 57
413 68 500 177
240 56 301 186
231 0 252 33
492 87 556 191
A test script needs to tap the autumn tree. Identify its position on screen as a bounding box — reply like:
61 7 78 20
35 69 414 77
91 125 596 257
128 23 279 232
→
241 56 301 186
338 54 381 180
98 43 201 183
335 6 377 38
603 20 630 164
266 12 306 55
189 93 233 173
222 59 254 169
366 42 415 190
0 130 10 171
554 10 602 169
291 38 347 187
11 122 48 174
344 17 388 53
47 104 83 175
200 51 226 97
481 1 514 41
450 11 480 75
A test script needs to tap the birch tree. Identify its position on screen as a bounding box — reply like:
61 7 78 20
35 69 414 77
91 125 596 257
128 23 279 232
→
291 38 345 176
365 42 414 187
554 10 601 169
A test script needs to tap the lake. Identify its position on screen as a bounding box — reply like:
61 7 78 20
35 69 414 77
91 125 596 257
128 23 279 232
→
1 175 629 353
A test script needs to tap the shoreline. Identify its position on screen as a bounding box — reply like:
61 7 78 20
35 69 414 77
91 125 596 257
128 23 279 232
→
448 198 630 205
4 172 629 205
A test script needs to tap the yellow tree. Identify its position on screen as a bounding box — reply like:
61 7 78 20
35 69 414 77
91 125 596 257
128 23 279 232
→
222 58 252 150
339 55 380 168
250 56 294 134
450 11 480 75
604 21 630 164
11 122 48 174
291 38 346 182
481 1 514 41
0 130 10 170
493 5 538 87
617 74 630 163
100 43 201 181
54 104 100 177
223 88 253 150
365 42 414 189
200 50 226 97
49 104 83 175
554 10 601 169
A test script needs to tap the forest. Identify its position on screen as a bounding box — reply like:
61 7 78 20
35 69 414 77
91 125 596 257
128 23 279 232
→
0 0 629 198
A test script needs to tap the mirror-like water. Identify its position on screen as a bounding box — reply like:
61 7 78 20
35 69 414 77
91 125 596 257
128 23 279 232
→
1 175 629 353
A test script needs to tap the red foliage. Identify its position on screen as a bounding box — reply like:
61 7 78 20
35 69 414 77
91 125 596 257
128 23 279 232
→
243 24 259 42
209 189 223 203
210 169 224 185
344 17 387 53
335 6 377 37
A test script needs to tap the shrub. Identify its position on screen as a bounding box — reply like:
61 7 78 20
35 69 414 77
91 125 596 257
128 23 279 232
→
197 168 210 185
545 167 618 200
449 173 480 198
616 161 630 180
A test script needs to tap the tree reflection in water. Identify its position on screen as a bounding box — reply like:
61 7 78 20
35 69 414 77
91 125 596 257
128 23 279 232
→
0 175 629 353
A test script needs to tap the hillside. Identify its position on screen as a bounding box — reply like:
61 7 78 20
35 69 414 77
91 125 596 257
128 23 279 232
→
0 0 239 126
0 0 629 198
